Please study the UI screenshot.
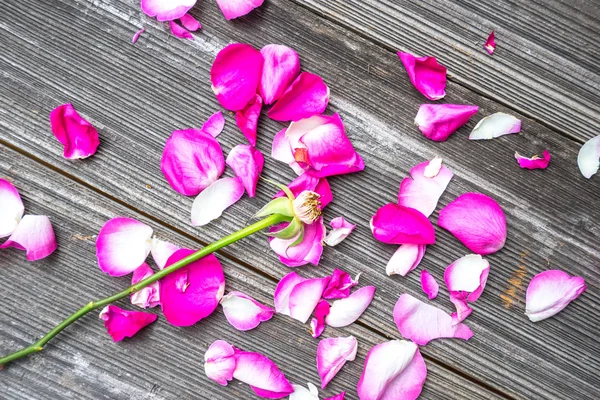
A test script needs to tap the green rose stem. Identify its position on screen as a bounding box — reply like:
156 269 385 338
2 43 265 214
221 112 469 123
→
0 213 290 367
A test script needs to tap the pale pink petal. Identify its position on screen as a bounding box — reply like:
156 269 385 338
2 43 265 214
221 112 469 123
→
469 112 521 140
310 300 331 338
235 94 263 146
0 215 57 261
324 393 346 400
484 31 496 55
159 249 225 326
179 13 201 31
150 238 180 269
317 336 357 388
131 263 160 308
190 177 244 226
220 291 274 331
274 173 333 208
161 128 225 196
323 269 360 299
211 43 264 111
386 244 426 277
96 217 153 276
268 72 329 121
290 383 319 400
449 294 473 325
204 340 236 386
98 305 157 342
274 272 307 314
525 270 586 322
141 0 196 21
397 52 447 100
131 28 145 44
215 0 264 20
515 150 551 170
270 217 326 267
259 44 301 105
233 349 294 398
49 103 100 159
420 269 439 300
357 340 427 400
201 111 226 138
444 254 490 303
288 277 330 323
414 104 478 142
438 193 507 255
0 179 24 238
577 135 600 179
324 217 355 247
393 293 473 345
326 286 375 328
169 20 193 40
226 145 264 197
272 128 295 165
371 203 436 245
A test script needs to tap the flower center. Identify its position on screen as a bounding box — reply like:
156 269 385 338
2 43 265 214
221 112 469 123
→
292 191 322 224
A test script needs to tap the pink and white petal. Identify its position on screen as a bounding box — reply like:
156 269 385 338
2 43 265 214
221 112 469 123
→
515 150 551 170
326 286 375 328
324 217 356 246
420 269 439 300
444 254 490 302
449 294 473 325
323 269 360 299
49 103 100 159
226 145 264 198
0 179 24 238
236 94 263 146
386 244 426 277
371 203 436 245
274 271 306 314
288 277 330 323
317 336 358 388
270 217 326 267
202 111 226 138
211 43 264 111
397 52 447 100
393 294 473 345
414 104 478 142
140 0 196 21
159 249 225 326
190 177 244 226
438 193 507 255
169 20 193 40
577 135 600 179
233 350 294 398
469 112 521 140
131 263 160 308
484 31 496 55
179 13 201 31
131 28 145 44
268 72 329 122
274 173 333 208
204 340 236 386
96 217 153 276
150 238 180 269
525 270 586 322
325 393 346 400
215 0 264 20
272 128 295 165
310 300 331 338
290 383 320 400
259 44 301 105
220 291 274 331
0 215 57 261
99 305 157 342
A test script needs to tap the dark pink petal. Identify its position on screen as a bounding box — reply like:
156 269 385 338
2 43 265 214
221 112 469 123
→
49 103 100 159
150 238 180 269
525 270 586 322
357 339 427 400
371 204 436 245
0 215 57 261
159 249 225 326
268 72 329 121
444 254 490 304
274 173 333 208
578 135 600 178
310 300 331 338
226 145 264 197
140 0 196 21
259 44 301 105
190 177 244 226
393 293 473 345
169 20 193 40
179 13 201 31
290 383 320 399
211 43 264 111
204 340 236 386
160 128 225 196
324 217 355 247
484 31 496 55
469 112 521 140
270 217 326 267
398 158 454 217
98 305 157 342
323 269 359 300
397 52 447 100
235 94 263 146
420 269 439 300
438 193 507 255
324 393 346 400
96 217 153 276
386 244 426 277
131 263 160 308
414 104 478 142
201 111 226 138
317 336 357 389
233 349 294 398
326 286 375 327
131 28 145 44
515 150 551 170
215 0 264 20
0 179 24 238
220 291 274 331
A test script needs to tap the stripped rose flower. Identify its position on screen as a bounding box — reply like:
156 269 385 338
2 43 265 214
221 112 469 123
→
444 254 490 323
309 300 330 338
236 94 263 146
99 305 157 342
220 291 274 331
420 269 439 300
273 173 333 208
141 0 196 21
226 145 264 197
414 104 478 142
525 270 586 322
130 263 160 308
274 272 329 323
290 383 319 400
270 217 326 267
469 112 521 140
317 336 357 388
577 135 600 179
386 244 426 277
398 52 447 100
259 44 301 105
0 179 24 238
357 339 427 400
371 204 436 245
398 157 453 217
324 217 356 247
190 177 245 227
323 269 360 299
326 286 376 327
515 150 551 170
0 215 57 261
484 31 496 55
216 0 264 20
49 103 100 159
268 72 329 122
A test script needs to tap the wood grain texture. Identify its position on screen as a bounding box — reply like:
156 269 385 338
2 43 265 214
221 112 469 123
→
0 0 599 398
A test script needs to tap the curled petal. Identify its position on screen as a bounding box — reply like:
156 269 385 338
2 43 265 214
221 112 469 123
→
96 217 153 276
371 204 436 245
469 112 521 140
159 249 225 326
140 0 196 21
325 393 346 400
220 291 274 331
179 13 201 31
515 150 551 170
99 305 157 342
131 28 145 44
324 217 355 246
420 269 439 300
0 215 57 261
450 294 473 325
398 158 454 217
525 270 586 322
317 336 358 388
397 52 447 100
236 94 263 146
191 177 245 226
260 44 301 105
201 111 226 138
268 72 329 122
438 193 507 255
169 20 193 40
131 263 160 308
226 145 264 198
577 135 600 179
386 244 426 277
273 271 306 315
393 293 473 345
270 217 325 267
290 383 320 400
274 173 333 208
216 0 264 20
204 340 236 386
289 278 330 323
444 254 490 303
150 238 180 269
211 43 264 111
326 286 375 328
323 269 360 299
0 179 24 238
484 31 496 55
414 104 478 142
310 300 331 338
49 103 100 159
233 349 294 398
160 128 225 196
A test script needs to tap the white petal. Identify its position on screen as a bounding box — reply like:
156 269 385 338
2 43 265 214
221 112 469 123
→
469 112 521 140
577 135 600 179
191 177 245 226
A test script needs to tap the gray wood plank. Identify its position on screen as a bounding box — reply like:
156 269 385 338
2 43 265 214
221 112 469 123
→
0 0 599 398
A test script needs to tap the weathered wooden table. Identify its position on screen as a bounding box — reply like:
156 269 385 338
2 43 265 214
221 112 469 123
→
1 0 599 398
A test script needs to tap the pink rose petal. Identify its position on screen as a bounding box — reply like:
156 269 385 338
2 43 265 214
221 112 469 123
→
290 383 319 400
49 103 100 159
179 13 201 31
578 135 600 178
444 254 490 303
169 20 193 40
215 0 264 20
317 336 358 389
273 271 306 315
420 269 439 300
326 286 375 328
272 128 296 165
141 0 196 21
397 52 447 100
274 271 329 323
270 217 326 267
233 349 294 398
525 270 586 322
201 111 226 138
211 43 264 111
357 339 427 400
438 193 507 255
259 44 301 105
323 269 360 300
393 293 473 345
220 291 274 331
226 145 264 197
160 128 224 196
204 340 236 386
131 263 160 308
236 94 263 146
310 300 331 338
484 31 496 55
469 112 521 140
386 244 426 277
515 150 551 170
268 72 329 122
132 28 145 44
325 393 346 400
0 215 57 261
450 295 473 325
0 179 24 238
150 238 180 269
159 249 225 326
414 104 478 142
190 177 244 226
96 217 153 277
99 305 157 342
324 217 356 247
274 173 333 208
371 203 436 245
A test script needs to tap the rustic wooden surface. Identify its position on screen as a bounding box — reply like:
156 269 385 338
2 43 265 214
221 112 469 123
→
0 0 599 399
